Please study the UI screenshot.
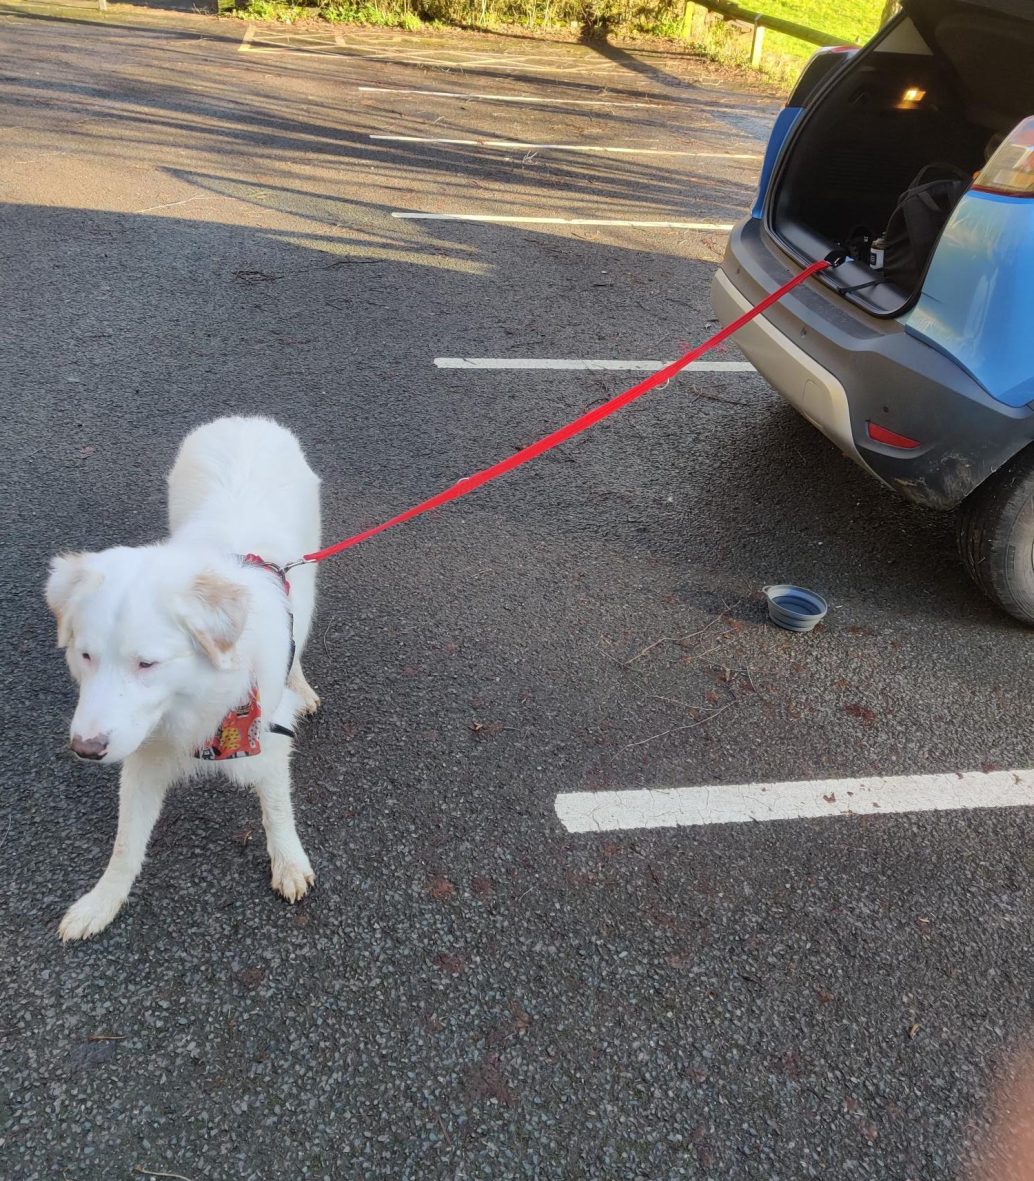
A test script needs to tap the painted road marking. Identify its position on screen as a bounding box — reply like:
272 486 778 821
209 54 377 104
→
240 30 618 72
555 769 1034 833
434 358 754 372
393 213 735 229
358 86 661 108
370 135 759 159
238 27 340 57
356 55 618 74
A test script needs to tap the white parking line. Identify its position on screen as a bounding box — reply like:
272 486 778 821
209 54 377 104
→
359 85 660 107
434 358 754 371
555 769 1034 833
393 214 735 229
239 31 616 71
355 56 617 72
238 27 340 56
370 135 760 159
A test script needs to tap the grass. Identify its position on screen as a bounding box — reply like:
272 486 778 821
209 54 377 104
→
675 0 887 84
753 0 887 71
239 0 424 26
232 0 890 84
759 0 886 46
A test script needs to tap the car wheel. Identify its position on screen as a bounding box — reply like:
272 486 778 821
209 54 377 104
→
957 447 1034 625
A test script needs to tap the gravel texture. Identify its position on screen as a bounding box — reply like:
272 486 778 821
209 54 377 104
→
1 7 1031 1179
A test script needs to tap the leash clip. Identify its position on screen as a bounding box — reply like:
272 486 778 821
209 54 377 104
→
824 247 849 268
282 556 316 573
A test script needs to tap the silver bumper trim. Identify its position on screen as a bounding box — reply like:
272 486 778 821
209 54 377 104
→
710 268 875 476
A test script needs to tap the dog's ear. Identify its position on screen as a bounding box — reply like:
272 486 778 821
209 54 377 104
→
181 571 249 667
45 553 102 647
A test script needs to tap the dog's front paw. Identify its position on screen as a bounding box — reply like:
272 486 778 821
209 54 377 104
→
288 667 321 716
58 888 126 942
271 853 314 903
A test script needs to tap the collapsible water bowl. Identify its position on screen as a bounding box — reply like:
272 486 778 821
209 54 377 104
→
762 585 828 633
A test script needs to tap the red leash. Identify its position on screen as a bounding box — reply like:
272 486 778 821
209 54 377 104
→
290 258 832 570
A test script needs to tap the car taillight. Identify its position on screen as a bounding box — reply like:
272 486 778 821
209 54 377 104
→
973 117 1034 197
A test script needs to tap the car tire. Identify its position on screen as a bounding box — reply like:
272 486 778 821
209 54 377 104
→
957 446 1034 625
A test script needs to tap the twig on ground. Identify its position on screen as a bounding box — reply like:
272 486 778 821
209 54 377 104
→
621 700 735 750
135 195 217 215
593 642 631 670
703 664 760 693
624 635 676 665
429 1106 454 1149
693 632 739 661
651 693 712 712
87 1033 126 1042
134 1168 195 1181
693 599 744 635
624 601 745 666
687 387 755 408
233 269 282 284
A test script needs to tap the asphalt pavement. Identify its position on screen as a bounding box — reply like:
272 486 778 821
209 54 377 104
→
2 5 1033 1179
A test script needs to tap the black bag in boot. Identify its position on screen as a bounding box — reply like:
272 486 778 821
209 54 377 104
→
882 163 971 291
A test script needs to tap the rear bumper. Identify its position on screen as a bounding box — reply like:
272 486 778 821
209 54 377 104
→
711 269 872 476
711 218 1034 509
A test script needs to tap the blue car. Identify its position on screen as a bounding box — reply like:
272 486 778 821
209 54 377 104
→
711 2 1034 622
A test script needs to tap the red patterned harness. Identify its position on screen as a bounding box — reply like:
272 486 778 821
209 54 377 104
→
195 687 265 762
194 555 296 762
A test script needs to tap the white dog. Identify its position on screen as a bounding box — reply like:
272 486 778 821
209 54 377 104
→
45 417 321 941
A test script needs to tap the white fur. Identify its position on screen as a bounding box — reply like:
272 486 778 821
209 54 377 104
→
46 417 322 942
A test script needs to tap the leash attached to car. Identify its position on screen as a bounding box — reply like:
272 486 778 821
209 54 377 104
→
282 254 842 574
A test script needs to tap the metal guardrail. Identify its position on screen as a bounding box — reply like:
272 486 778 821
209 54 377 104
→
684 0 859 68
700 0 849 48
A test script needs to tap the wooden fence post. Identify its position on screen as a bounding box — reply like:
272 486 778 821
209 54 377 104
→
749 18 765 67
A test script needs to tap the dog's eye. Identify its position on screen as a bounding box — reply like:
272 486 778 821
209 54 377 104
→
138 660 157 670
81 652 91 662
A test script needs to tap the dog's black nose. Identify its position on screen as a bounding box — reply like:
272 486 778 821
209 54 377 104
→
71 734 109 761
